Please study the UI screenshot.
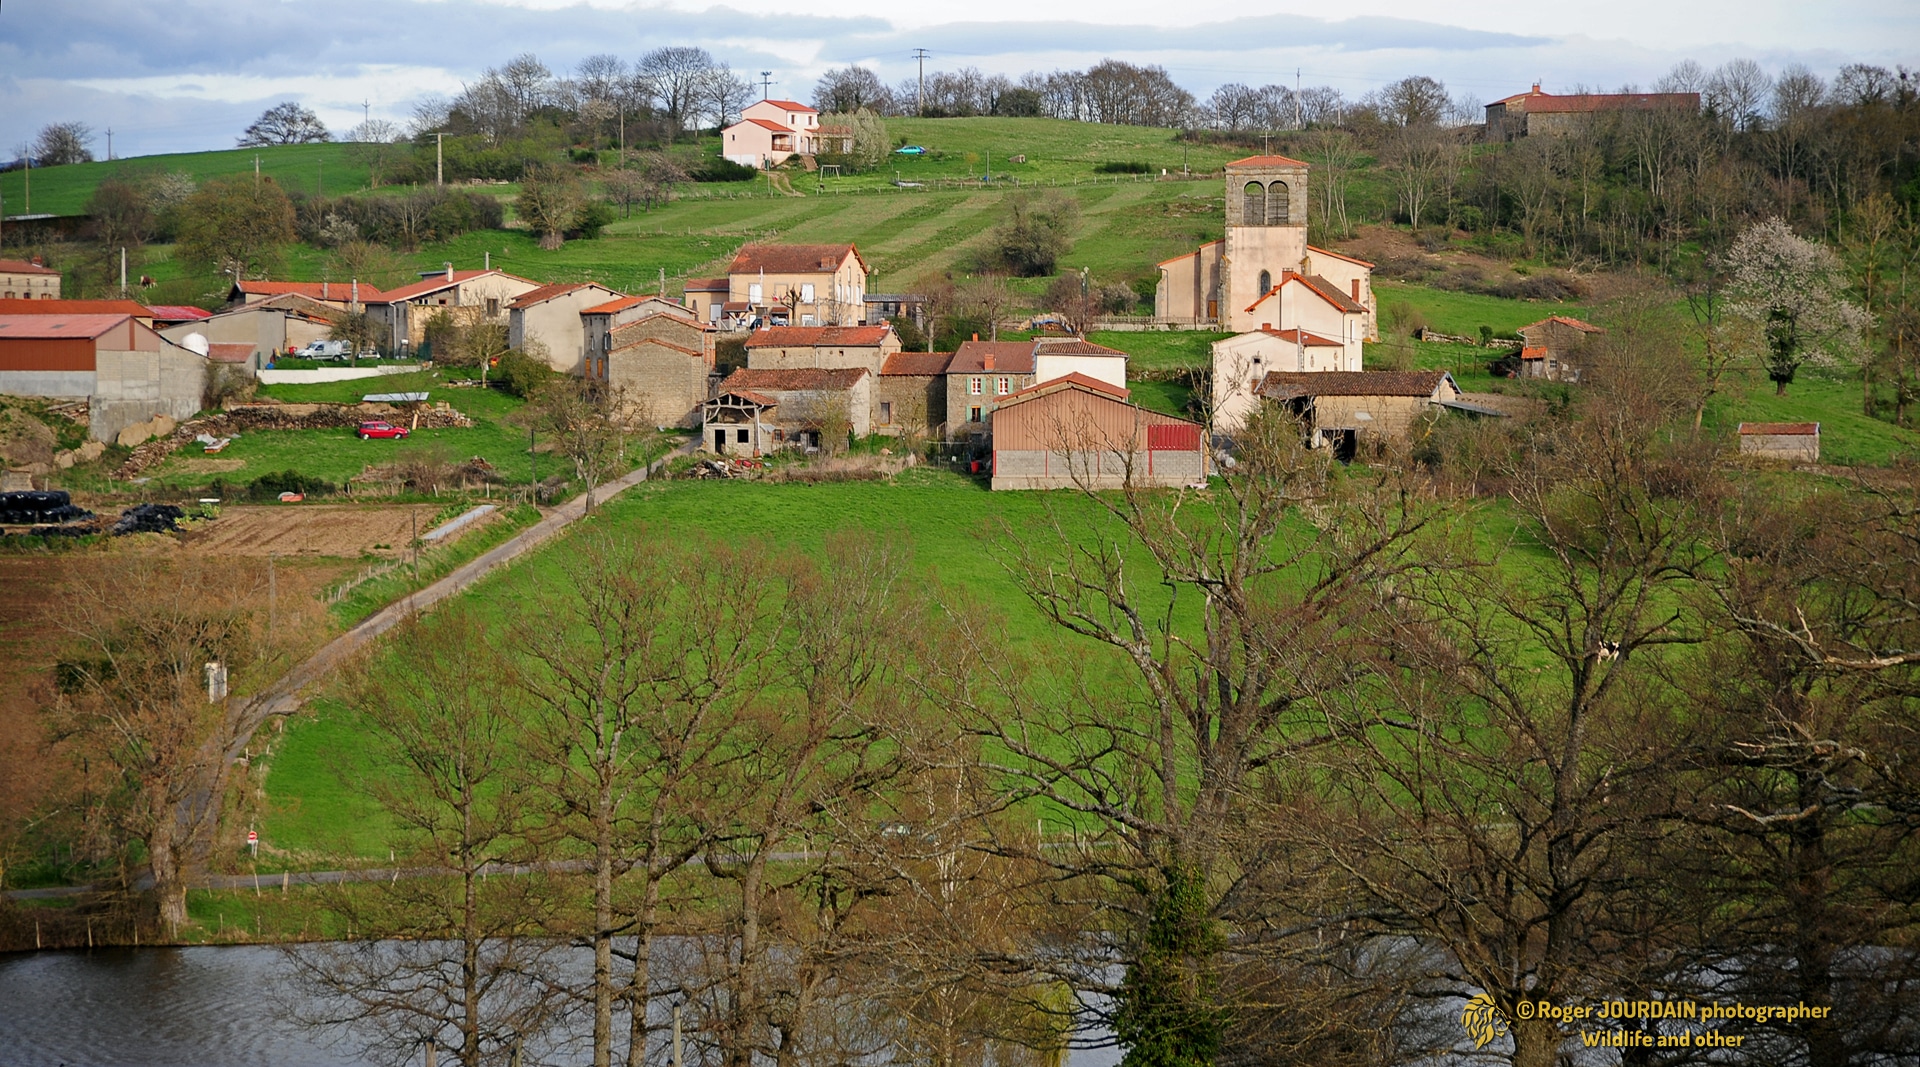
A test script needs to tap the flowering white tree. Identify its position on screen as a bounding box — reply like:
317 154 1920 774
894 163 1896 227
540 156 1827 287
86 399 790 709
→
1727 217 1870 395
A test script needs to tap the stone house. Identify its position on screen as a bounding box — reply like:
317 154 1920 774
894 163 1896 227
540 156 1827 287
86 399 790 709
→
744 324 899 373
601 309 716 428
989 374 1206 491
0 257 61 300
582 296 707 368
0 313 206 442
721 99 822 168
1738 422 1819 463
946 340 1038 437
1514 315 1604 382
508 282 621 374
712 244 869 328
1255 370 1463 459
703 367 872 454
876 351 952 436
1156 157 1378 337
1485 84 1701 141
368 268 542 351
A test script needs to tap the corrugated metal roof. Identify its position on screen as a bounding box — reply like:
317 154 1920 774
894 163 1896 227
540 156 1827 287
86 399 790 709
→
0 313 129 339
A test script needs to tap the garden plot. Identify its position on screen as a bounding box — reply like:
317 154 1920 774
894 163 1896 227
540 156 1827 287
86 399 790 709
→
185 505 491 558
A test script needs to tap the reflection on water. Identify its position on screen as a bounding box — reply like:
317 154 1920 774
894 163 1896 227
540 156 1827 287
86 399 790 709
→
0 946 1121 1067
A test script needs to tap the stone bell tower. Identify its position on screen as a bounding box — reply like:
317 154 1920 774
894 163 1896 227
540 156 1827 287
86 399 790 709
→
1222 156 1309 333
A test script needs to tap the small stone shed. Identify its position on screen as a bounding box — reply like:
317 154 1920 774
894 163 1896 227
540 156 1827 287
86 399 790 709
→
1737 422 1819 463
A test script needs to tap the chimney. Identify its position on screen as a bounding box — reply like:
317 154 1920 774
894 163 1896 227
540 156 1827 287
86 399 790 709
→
1532 82 1542 94
984 353 995 370
1351 279 1360 300
1262 322 1272 331
971 333 979 341
351 278 359 305
322 280 330 300
445 262 454 282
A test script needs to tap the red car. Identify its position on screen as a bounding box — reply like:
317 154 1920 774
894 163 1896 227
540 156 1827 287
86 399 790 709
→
357 421 410 440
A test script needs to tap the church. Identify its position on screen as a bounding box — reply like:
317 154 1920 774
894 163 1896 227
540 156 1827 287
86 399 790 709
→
1154 155 1380 431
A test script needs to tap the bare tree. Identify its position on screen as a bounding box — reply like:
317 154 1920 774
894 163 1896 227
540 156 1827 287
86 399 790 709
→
814 66 891 114
289 609 566 1067
238 101 331 146
516 163 585 250
32 121 93 165
45 557 294 928
702 67 754 129
515 533 787 1067
639 47 719 141
525 379 642 507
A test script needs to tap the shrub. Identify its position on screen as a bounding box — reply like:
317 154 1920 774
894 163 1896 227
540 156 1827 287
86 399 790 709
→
690 158 759 183
247 469 336 500
1094 161 1150 174
988 192 1078 277
567 200 616 241
494 349 555 399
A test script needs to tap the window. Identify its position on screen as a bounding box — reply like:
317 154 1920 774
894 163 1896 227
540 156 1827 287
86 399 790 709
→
1267 181 1289 225
485 298 499 316
737 429 750 444
969 406 983 423
1258 270 1271 295
1243 182 1265 225
749 283 763 304
800 283 815 303
880 401 893 423
996 377 1011 395
969 376 983 396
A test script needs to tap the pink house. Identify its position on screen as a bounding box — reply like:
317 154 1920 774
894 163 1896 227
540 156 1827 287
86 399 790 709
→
723 99 820 168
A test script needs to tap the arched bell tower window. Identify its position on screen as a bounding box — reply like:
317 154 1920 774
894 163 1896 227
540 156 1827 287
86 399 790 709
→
1243 182 1265 226
1258 270 1272 295
1268 181 1290 225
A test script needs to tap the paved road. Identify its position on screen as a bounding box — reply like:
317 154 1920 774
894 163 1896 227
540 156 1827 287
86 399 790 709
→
5 441 696 903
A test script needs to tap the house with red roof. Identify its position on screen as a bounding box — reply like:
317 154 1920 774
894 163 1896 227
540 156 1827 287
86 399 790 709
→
226 279 383 311
0 257 61 300
943 335 1131 437
598 304 716 428
877 351 952 436
505 281 620 374
722 99 822 169
1513 315 1605 382
1485 84 1700 141
0 314 205 442
367 267 542 351
712 243 869 328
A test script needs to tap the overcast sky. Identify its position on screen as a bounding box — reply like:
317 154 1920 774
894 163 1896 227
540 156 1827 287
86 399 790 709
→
0 0 1912 160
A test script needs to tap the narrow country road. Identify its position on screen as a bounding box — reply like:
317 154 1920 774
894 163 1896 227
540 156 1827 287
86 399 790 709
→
4 440 697 903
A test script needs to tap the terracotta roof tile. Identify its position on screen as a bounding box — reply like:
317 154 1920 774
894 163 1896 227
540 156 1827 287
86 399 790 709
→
763 99 815 112
881 352 954 376
742 117 794 133
728 243 865 275
1244 273 1366 316
1226 154 1310 168
1256 370 1453 399
206 342 255 363
1738 422 1819 435
744 325 892 348
996 371 1130 406
144 305 212 321
510 282 610 310
235 280 388 302
719 367 870 392
0 298 151 317
378 270 537 303
1034 337 1127 357
1523 315 1605 334
0 259 60 276
685 277 730 292
947 340 1037 375
1306 245 1376 269
1259 327 1344 347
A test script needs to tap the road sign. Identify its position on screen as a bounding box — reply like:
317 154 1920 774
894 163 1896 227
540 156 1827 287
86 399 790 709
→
247 830 258 857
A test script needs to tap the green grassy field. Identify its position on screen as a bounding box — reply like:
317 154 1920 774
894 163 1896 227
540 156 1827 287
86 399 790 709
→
1 142 371 218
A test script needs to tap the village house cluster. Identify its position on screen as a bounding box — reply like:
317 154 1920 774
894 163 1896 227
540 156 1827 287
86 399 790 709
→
0 119 1637 488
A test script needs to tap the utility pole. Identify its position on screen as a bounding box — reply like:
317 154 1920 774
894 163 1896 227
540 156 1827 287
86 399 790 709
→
106 127 112 160
1295 68 1303 129
253 154 260 191
119 247 127 296
435 133 445 187
362 98 371 136
317 158 323 199
913 49 930 115
760 71 773 99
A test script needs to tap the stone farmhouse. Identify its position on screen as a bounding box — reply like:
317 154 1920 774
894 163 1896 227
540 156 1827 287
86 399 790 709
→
0 257 62 300
1484 84 1700 141
877 352 952 436
1255 370 1464 460
369 267 542 351
602 305 716 429
685 244 869 329
722 100 829 169
989 374 1206 491
945 336 1128 439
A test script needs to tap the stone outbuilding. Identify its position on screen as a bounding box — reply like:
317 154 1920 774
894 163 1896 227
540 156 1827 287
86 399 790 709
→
601 308 716 428
1511 315 1605 382
1255 370 1463 460
989 374 1207 491
1485 84 1700 141
369 268 542 351
703 367 873 454
876 351 952 436
744 324 898 372
1738 422 1819 463
0 313 207 442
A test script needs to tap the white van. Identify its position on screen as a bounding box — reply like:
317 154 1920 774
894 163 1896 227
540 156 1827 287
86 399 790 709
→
296 339 354 361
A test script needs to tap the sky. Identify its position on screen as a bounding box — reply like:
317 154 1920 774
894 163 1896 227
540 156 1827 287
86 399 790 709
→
0 0 1912 162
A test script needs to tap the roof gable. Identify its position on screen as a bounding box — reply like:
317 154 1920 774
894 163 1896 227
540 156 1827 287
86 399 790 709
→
995 371 1131 407
1226 154 1310 168
880 352 954 376
1245 273 1366 316
0 259 60 276
744 324 893 348
719 367 870 392
0 313 132 340
234 279 388 302
510 282 616 310
948 340 1037 374
378 270 538 303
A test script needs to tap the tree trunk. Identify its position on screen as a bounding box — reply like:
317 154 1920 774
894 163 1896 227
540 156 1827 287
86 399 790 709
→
148 820 189 928
1511 1018 1562 1067
594 782 616 1067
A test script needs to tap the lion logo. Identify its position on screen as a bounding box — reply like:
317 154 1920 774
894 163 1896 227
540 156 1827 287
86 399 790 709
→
1461 992 1511 1050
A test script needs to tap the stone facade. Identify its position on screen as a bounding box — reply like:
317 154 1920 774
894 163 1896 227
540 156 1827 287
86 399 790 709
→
876 352 952 437
604 312 716 428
